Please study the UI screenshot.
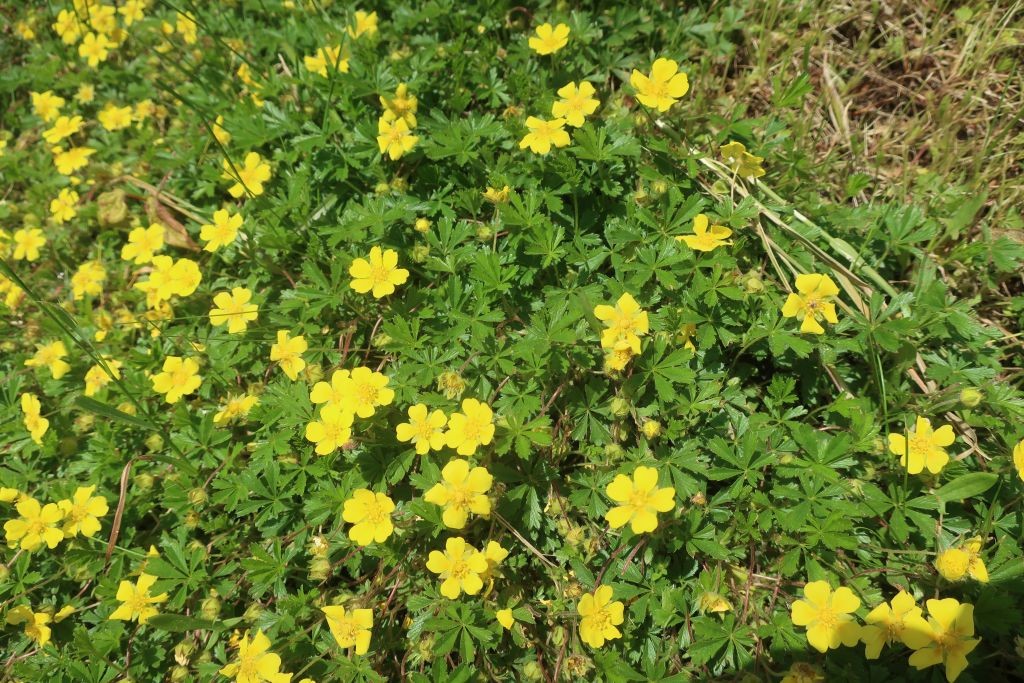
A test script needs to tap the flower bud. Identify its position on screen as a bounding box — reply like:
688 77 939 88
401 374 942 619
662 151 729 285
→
133 472 155 491
188 488 207 505
184 511 200 529
476 225 493 241
523 661 543 681
170 666 189 682
243 604 263 623
412 244 430 262
743 273 764 294
641 419 662 440
201 591 221 620
959 388 982 408
97 189 128 225
414 218 431 233
610 397 630 417
145 434 164 451
309 555 331 581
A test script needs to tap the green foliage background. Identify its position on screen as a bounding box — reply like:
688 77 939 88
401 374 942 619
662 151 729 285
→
1 1 1022 681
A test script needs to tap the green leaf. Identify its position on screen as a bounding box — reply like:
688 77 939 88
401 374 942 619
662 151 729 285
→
934 473 999 503
145 613 224 632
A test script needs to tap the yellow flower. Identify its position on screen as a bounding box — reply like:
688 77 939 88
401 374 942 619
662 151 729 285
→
698 591 732 614
31 91 65 122
414 217 431 233
551 82 599 127
603 339 636 372
54 605 76 623
859 590 923 659
482 185 511 204
222 152 272 198
53 146 96 175
305 405 354 455
151 356 203 404
903 598 980 683
6 606 52 647
342 489 395 546
780 662 823 683
176 11 198 44
220 630 292 683
630 58 689 112
480 540 508 583
349 246 409 298
1014 439 1024 482
604 465 675 533
496 608 515 630
49 188 79 223
43 116 84 145
98 103 133 131
677 214 732 252
347 10 378 39
4 497 64 551
109 573 168 624
79 32 113 67
84 359 123 397
270 330 307 380
304 45 349 78
528 22 570 55
76 84 95 104
937 537 988 583
20 393 49 445
53 10 83 45
519 116 570 155
789 580 861 653
214 394 259 425
322 605 373 655
118 0 147 26
338 366 395 418
424 459 493 529
25 340 71 379
426 536 488 599
141 256 203 301
210 287 259 334
13 228 46 261
71 260 106 300
376 116 418 160
577 585 624 648
594 292 649 352
395 404 447 454
309 369 351 407
887 416 955 475
212 114 232 146
57 485 108 538
720 141 766 179
380 83 418 127
780 273 840 335
121 223 165 264
444 398 495 456
200 209 244 252
0 488 19 503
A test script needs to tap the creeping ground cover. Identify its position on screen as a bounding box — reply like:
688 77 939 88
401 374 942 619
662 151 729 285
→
2 1 1024 681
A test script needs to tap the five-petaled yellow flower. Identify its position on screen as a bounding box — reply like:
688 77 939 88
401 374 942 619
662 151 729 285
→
426 536 489 599
381 83 418 127
6 605 52 647
720 141 766 179
304 45 349 78
151 356 203 404
445 398 495 456
887 416 955 475
902 598 980 683
349 246 409 298
528 23 570 55
13 228 46 261
376 116 418 160
630 58 689 112
21 392 49 445
220 629 292 683
25 340 71 379
677 214 732 252
859 590 923 659
270 330 307 380
309 369 351 407
121 223 165 264
49 187 79 222
396 404 448 454
578 585 625 648
57 485 108 538
200 209 244 252
84 359 123 397
552 82 599 127
222 152 272 198
342 489 395 546
790 580 861 653
210 287 259 334
595 292 649 353
340 366 395 418
604 465 676 533
348 10 378 39
4 497 64 551
519 116 570 155
305 405 354 455
323 605 373 655
214 394 259 425
109 573 168 624
425 459 493 529
781 273 840 335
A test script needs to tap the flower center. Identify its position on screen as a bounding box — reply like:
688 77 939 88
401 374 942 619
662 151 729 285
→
356 381 379 405
448 557 470 580
448 486 472 510
415 420 436 441
27 517 49 536
362 500 387 524
588 607 613 632
461 417 483 442
816 606 838 629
